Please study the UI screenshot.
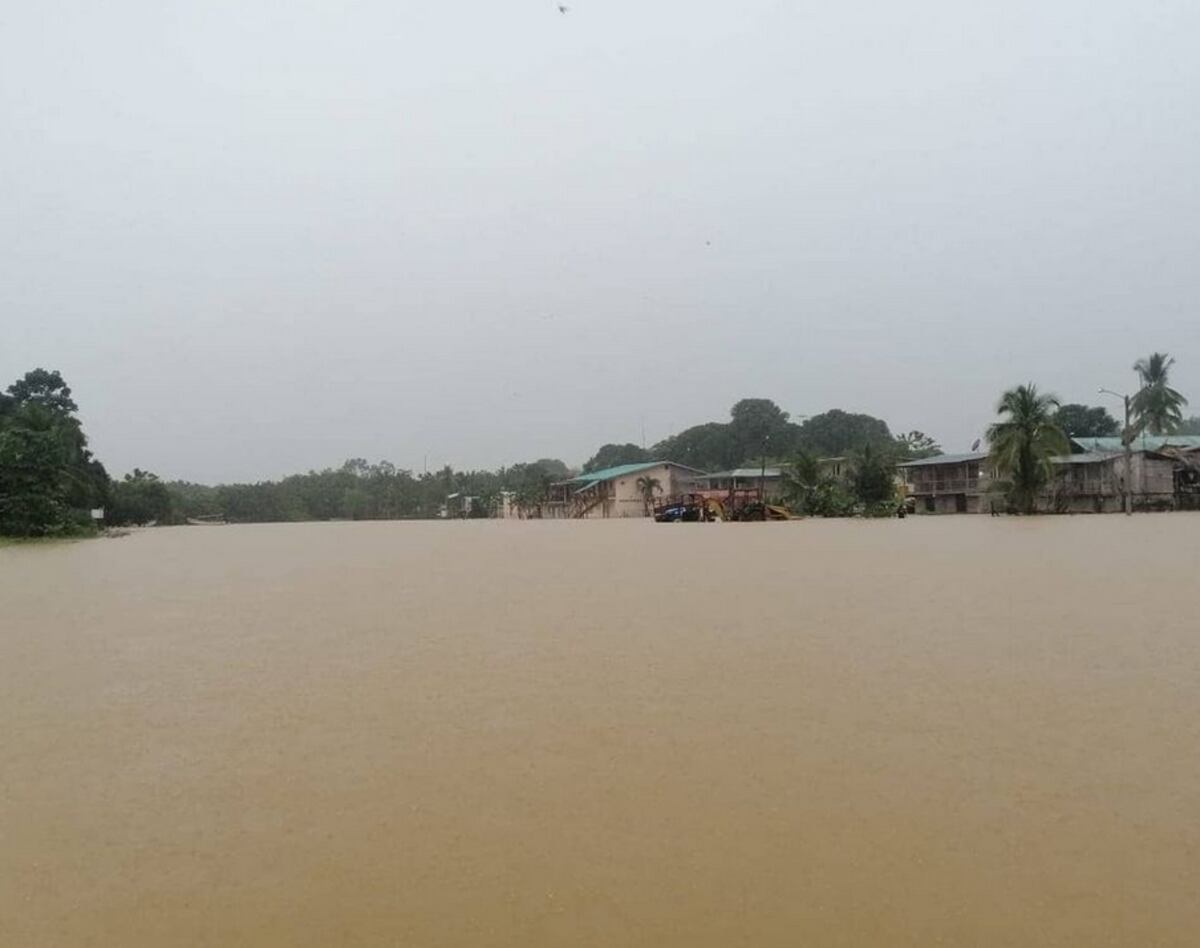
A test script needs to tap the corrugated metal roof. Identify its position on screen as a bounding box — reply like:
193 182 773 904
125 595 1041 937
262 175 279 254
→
897 452 988 468
1052 452 1124 465
1071 435 1200 452
703 468 783 479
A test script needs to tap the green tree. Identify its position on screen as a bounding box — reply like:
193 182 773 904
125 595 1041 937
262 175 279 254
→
164 481 223 520
730 398 793 460
108 469 175 525
987 384 1069 514
796 410 893 458
582 443 651 473
781 451 855 517
850 443 896 506
1131 352 1188 435
635 475 662 516
653 422 740 472
531 458 571 480
893 430 942 460
0 407 75 536
1054 404 1120 438
7 368 79 414
1174 416 1200 435
506 462 554 517
0 370 108 536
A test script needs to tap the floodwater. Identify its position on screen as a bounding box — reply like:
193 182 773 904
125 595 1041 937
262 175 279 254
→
2 518 1198 947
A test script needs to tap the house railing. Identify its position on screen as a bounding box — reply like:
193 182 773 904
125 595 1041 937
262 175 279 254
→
907 479 981 493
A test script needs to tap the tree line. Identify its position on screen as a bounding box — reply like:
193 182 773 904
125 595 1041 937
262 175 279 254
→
159 458 570 525
1 355 1194 534
582 399 941 474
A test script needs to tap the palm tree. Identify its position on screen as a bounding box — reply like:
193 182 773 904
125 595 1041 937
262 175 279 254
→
782 451 822 492
987 384 1070 514
635 475 662 516
850 442 897 506
1131 352 1188 436
781 451 853 517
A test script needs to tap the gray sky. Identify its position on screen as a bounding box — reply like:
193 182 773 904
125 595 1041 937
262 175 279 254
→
4 0 1198 482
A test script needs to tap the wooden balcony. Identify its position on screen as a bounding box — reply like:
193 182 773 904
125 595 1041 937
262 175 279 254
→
907 479 981 494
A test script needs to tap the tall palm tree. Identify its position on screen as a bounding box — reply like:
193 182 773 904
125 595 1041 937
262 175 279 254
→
635 475 662 516
987 384 1069 514
1131 352 1188 436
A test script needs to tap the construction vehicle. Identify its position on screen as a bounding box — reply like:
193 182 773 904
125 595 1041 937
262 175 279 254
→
653 488 792 522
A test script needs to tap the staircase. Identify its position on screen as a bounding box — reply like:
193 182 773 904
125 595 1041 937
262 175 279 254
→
573 494 606 519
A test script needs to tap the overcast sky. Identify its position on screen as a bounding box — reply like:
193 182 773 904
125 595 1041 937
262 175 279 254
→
4 1 1198 482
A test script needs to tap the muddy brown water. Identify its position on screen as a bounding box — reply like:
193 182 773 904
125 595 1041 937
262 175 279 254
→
2 517 1198 946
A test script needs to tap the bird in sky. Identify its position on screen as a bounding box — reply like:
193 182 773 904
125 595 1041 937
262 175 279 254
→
557 4 570 12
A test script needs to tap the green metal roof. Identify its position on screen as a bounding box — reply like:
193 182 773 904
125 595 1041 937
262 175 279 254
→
1071 435 1200 453
563 461 668 485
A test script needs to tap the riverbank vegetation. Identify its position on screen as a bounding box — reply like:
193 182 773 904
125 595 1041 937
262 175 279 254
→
0 370 108 537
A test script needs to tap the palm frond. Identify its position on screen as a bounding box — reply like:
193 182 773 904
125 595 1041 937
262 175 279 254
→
986 383 1068 513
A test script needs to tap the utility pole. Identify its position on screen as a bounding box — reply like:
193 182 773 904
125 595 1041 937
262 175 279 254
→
1122 393 1133 516
760 434 770 508
1099 388 1133 516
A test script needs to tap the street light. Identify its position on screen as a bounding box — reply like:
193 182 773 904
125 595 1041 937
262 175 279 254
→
1098 388 1133 516
760 433 770 507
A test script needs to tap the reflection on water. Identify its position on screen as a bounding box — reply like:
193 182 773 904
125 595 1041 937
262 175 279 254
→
2 517 1198 946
